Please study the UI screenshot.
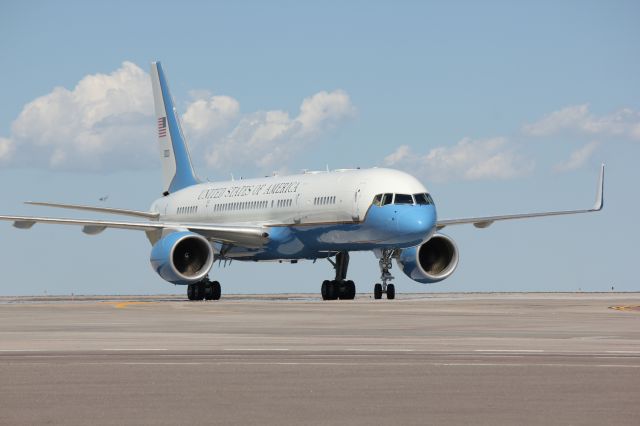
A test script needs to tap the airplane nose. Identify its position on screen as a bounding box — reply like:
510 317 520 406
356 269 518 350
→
397 205 437 240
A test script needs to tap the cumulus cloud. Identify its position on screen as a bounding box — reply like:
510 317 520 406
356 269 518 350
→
554 141 600 172
297 90 355 137
0 137 14 163
383 144 411 165
181 91 239 142
523 104 640 141
384 137 533 182
205 90 355 170
0 62 354 173
4 61 155 170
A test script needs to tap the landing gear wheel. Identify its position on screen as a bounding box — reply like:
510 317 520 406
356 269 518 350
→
211 281 221 300
204 281 222 300
374 283 382 300
338 281 348 300
326 280 339 300
189 282 205 301
204 283 214 300
386 283 395 300
187 284 197 301
321 280 330 301
346 280 356 300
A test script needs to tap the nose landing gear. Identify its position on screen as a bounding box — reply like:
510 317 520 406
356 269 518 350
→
374 249 396 300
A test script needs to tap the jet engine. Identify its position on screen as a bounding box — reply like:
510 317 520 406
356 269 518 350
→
150 231 214 285
396 233 459 284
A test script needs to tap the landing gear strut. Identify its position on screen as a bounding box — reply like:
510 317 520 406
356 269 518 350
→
321 251 356 300
187 277 221 301
374 249 396 300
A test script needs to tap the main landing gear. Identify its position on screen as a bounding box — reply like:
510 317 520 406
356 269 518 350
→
187 277 221 301
374 249 396 300
321 252 356 300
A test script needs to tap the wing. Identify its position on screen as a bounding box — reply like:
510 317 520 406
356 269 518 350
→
436 164 604 230
24 201 160 220
0 215 269 247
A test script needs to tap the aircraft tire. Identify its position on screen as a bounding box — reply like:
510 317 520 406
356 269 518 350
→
327 280 339 300
374 283 382 300
187 284 196 301
193 283 206 301
321 280 330 300
338 281 348 300
387 284 395 300
204 282 214 300
211 281 221 300
346 280 356 300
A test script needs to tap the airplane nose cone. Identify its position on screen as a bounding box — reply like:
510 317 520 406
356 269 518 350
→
397 205 437 242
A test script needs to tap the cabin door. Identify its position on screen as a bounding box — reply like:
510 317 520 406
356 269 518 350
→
353 181 367 221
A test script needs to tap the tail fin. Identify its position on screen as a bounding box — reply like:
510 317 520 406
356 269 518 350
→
150 61 199 195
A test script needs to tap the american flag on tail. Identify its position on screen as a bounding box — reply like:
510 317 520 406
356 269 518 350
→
157 117 167 138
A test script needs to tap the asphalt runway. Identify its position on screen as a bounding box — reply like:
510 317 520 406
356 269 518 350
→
0 293 639 425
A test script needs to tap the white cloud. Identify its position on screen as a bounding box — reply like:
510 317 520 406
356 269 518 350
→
383 144 411 165
297 90 354 137
0 63 354 173
384 137 533 182
0 137 13 162
6 61 155 170
181 92 239 141
523 104 640 141
205 90 355 170
554 141 600 172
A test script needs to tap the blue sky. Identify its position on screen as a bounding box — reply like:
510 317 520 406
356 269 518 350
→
0 0 638 295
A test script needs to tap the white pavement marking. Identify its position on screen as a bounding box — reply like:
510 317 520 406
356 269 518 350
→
6 361 639 368
223 348 290 351
345 348 415 352
101 348 169 351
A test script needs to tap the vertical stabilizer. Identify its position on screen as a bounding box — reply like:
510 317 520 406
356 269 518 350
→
150 62 199 195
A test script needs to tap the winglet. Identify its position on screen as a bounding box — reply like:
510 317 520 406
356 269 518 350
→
592 163 605 211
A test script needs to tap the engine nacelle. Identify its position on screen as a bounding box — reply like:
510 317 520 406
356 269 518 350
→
150 231 214 285
396 233 459 284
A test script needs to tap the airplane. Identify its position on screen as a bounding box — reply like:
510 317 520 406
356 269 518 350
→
0 62 605 301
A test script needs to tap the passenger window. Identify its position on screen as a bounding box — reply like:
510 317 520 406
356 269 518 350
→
381 193 394 206
394 194 414 204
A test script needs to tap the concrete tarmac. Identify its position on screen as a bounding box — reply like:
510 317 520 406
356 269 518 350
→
0 293 639 425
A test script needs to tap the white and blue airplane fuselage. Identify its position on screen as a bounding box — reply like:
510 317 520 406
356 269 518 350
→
0 62 604 301
152 167 436 258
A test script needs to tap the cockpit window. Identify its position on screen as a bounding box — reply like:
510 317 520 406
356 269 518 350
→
394 194 414 204
414 193 434 205
372 193 433 206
